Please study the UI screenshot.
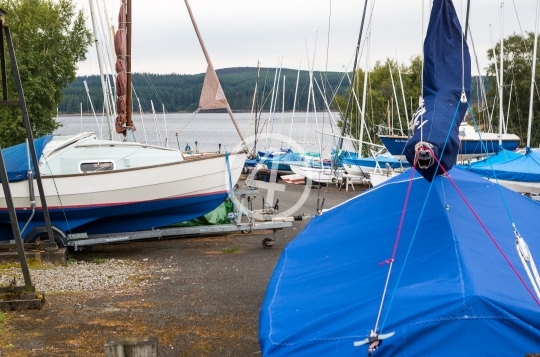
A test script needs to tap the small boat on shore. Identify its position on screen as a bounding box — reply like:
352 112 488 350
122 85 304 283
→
379 122 520 161
0 133 245 244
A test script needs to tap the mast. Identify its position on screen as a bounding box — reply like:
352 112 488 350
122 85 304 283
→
126 0 133 130
336 0 370 153
358 29 370 156
498 1 504 146
527 0 540 148
88 0 114 140
184 0 246 147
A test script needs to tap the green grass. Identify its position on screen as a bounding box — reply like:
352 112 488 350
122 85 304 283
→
65 256 77 266
0 311 7 324
92 258 107 264
223 247 241 254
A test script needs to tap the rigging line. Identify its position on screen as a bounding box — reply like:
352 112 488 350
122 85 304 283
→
372 166 416 335
380 99 463 332
41 157 73 240
336 0 370 153
429 149 540 306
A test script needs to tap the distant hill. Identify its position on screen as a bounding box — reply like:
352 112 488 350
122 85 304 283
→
59 67 487 114
59 67 350 114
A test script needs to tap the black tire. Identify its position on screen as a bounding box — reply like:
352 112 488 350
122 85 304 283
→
262 238 274 249
24 226 67 248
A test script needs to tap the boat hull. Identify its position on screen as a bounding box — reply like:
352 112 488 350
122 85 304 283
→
0 152 246 241
379 134 520 161
289 165 343 184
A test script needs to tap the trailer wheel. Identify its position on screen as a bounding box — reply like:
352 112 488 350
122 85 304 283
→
24 226 67 248
262 238 274 249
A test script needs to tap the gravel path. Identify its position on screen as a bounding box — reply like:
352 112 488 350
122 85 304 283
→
0 259 162 296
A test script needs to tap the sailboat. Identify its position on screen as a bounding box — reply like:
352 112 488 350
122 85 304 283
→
0 0 246 245
259 1 540 355
379 121 520 161
465 0 540 197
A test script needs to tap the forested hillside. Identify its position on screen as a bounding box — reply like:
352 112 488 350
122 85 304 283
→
59 67 350 114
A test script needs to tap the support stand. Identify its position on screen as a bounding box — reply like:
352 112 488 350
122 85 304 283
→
0 8 54 310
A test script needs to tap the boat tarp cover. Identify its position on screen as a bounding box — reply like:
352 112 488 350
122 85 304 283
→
259 167 540 356
466 149 540 182
170 199 233 227
0 135 53 182
404 0 471 181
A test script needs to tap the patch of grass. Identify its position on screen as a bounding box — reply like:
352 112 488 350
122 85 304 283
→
0 263 19 270
223 247 241 254
0 311 7 324
27 259 43 269
92 258 107 265
65 256 77 266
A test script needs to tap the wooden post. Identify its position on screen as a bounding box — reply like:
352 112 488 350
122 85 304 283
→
104 337 158 357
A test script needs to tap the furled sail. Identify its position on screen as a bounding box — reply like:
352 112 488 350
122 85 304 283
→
113 0 134 134
404 0 471 181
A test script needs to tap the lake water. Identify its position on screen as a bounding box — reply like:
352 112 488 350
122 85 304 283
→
54 111 353 156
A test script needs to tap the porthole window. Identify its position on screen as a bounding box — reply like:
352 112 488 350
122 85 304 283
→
79 161 115 173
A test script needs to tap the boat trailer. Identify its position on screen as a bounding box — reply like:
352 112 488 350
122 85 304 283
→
66 188 301 251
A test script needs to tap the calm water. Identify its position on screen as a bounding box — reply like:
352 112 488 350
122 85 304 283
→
54 112 353 156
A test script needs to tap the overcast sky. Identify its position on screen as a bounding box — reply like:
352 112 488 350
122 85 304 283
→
75 0 538 77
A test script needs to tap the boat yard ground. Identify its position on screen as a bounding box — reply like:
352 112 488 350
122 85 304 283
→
0 180 365 357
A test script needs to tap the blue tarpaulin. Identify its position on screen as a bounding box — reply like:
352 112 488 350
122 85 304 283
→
466 149 540 183
0 135 53 182
404 0 471 181
259 167 540 356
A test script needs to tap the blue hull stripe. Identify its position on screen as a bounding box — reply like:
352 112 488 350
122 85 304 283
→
0 191 229 241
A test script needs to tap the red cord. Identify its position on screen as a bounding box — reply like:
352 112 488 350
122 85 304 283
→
424 147 540 306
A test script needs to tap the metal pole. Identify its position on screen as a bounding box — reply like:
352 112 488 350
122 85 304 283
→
5 26 55 245
527 0 540 148
337 0 370 153
0 144 33 289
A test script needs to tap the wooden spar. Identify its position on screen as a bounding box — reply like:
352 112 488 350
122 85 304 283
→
183 0 245 146
126 0 133 128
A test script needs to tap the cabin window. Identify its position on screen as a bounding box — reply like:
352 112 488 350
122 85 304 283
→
79 161 115 173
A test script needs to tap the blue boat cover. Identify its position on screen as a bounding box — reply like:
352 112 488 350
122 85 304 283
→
0 135 53 182
466 149 540 182
259 167 540 356
404 0 471 181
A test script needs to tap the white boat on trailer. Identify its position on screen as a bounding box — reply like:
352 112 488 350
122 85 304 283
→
0 132 247 246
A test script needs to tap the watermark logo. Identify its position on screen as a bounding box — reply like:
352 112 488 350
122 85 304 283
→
231 132 315 219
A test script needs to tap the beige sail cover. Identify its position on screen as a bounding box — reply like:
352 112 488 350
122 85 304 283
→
199 65 229 110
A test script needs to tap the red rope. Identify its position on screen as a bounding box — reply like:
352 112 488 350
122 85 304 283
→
380 166 417 266
425 147 540 306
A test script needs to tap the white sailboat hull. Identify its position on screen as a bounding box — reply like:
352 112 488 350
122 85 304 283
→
0 137 246 241
289 165 343 184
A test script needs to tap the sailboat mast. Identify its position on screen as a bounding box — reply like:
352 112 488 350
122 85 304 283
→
184 0 245 145
126 0 132 128
527 0 540 148
498 1 504 146
337 0 370 153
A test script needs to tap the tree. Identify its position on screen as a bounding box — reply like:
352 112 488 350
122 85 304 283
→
333 56 422 155
486 32 540 147
0 0 92 147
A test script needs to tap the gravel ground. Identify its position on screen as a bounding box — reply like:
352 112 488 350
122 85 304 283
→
0 259 154 297
0 180 366 357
